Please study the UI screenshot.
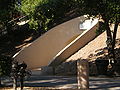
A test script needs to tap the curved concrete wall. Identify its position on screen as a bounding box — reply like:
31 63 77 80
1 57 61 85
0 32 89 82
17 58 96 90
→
49 19 99 67
14 16 86 69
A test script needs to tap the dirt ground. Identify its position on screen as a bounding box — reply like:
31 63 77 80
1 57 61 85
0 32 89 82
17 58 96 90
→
67 25 120 62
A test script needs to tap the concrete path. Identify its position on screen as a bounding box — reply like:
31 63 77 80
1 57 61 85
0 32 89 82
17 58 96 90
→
3 75 120 90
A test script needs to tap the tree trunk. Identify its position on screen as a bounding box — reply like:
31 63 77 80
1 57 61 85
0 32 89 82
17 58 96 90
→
105 23 112 40
0 77 2 86
105 21 114 59
13 77 17 90
112 20 119 55
5 22 15 44
111 23 119 62
103 17 119 76
52 67 56 75
20 76 24 90
102 19 115 75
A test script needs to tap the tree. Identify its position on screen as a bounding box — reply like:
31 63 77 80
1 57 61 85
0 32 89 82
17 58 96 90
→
0 0 18 37
21 0 81 35
21 0 119 71
11 60 31 90
0 55 12 86
79 0 120 73
0 0 16 25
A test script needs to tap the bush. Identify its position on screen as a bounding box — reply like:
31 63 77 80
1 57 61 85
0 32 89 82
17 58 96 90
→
0 55 12 77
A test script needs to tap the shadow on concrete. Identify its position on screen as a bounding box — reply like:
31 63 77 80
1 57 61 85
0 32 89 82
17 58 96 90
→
90 77 120 89
24 75 77 88
3 75 120 89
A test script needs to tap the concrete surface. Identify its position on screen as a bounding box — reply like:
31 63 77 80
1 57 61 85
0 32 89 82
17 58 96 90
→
14 16 98 69
14 16 85 69
50 19 98 67
2 75 120 90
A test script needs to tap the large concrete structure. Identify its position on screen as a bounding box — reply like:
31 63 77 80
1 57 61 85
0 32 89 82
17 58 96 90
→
14 16 99 69
50 19 98 67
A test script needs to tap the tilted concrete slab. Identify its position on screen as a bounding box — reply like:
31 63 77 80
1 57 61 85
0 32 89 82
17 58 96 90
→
49 19 99 67
13 16 86 69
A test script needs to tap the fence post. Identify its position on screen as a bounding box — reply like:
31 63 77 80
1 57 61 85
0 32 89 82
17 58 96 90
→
77 59 89 89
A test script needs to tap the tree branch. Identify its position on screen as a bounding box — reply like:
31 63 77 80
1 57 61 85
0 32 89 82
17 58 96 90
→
112 17 119 50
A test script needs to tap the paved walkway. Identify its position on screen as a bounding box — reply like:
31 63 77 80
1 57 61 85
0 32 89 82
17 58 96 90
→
3 75 120 89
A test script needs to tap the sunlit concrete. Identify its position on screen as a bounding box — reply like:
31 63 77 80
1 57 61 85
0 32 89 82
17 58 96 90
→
14 16 86 69
49 18 98 66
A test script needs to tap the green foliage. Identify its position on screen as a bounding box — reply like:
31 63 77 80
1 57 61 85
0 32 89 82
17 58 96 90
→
21 0 81 32
21 0 119 35
21 0 44 30
0 55 12 76
83 0 120 23
82 0 120 70
95 22 106 36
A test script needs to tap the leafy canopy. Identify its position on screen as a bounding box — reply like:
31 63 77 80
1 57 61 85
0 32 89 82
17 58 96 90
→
21 0 119 37
21 0 80 31
83 0 120 23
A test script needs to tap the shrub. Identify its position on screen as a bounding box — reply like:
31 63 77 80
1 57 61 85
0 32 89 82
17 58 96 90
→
0 55 12 77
